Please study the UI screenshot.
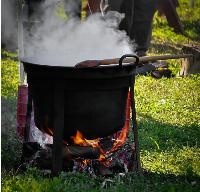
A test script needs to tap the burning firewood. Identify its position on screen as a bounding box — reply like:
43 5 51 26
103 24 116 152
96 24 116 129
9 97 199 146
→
32 144 100 161
22 142 100 170
63 145 100 160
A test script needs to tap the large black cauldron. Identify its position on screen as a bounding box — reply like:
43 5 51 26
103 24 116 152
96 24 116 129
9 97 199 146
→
23 56 137 143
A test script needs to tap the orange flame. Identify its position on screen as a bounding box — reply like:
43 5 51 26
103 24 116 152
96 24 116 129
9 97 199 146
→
71 130 87 146
71 130 100 148
107 121 129 154
70 92 130 166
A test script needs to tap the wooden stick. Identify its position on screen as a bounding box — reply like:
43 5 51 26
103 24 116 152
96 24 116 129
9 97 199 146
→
99 54 193 65
75 54 193 68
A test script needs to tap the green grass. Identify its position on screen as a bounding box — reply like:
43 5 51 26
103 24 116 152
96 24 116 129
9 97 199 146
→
1 56 19 98
1 0 200 191
135 76 200 148
149 0 200 77
1 53 22 170
3 169 199 192
150 0 200 57
2 168 200 192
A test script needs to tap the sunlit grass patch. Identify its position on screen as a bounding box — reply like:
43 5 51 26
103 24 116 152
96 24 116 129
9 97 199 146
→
141 146 200 176
1 57 19 98
135 76 200 127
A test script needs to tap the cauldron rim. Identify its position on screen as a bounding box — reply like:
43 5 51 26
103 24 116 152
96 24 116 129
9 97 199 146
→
20 58 135 69
22 57 136 80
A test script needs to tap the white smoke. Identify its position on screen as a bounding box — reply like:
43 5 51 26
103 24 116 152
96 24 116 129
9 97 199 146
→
25 1 133 66
1 0 17 50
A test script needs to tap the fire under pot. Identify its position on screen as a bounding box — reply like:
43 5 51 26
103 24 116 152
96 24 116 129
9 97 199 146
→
21 54 141 175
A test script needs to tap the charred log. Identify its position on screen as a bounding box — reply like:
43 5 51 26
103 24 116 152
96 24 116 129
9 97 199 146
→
22 142 100 170
23 142 100 160
63 145 100 160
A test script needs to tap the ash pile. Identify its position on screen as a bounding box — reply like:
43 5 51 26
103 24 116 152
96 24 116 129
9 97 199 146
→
22 134 135 176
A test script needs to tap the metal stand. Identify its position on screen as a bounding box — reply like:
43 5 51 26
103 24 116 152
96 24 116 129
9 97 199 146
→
119 54 141 172
129 75 141 172
52 83 65 176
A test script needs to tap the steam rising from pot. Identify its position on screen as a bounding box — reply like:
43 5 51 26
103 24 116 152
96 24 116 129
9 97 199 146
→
25 1 133 66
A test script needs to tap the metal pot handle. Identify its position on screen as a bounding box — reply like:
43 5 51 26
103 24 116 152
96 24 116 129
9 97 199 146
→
119 54 139 68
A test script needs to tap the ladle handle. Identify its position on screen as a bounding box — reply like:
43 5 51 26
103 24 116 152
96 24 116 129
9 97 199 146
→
119 54 139 68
